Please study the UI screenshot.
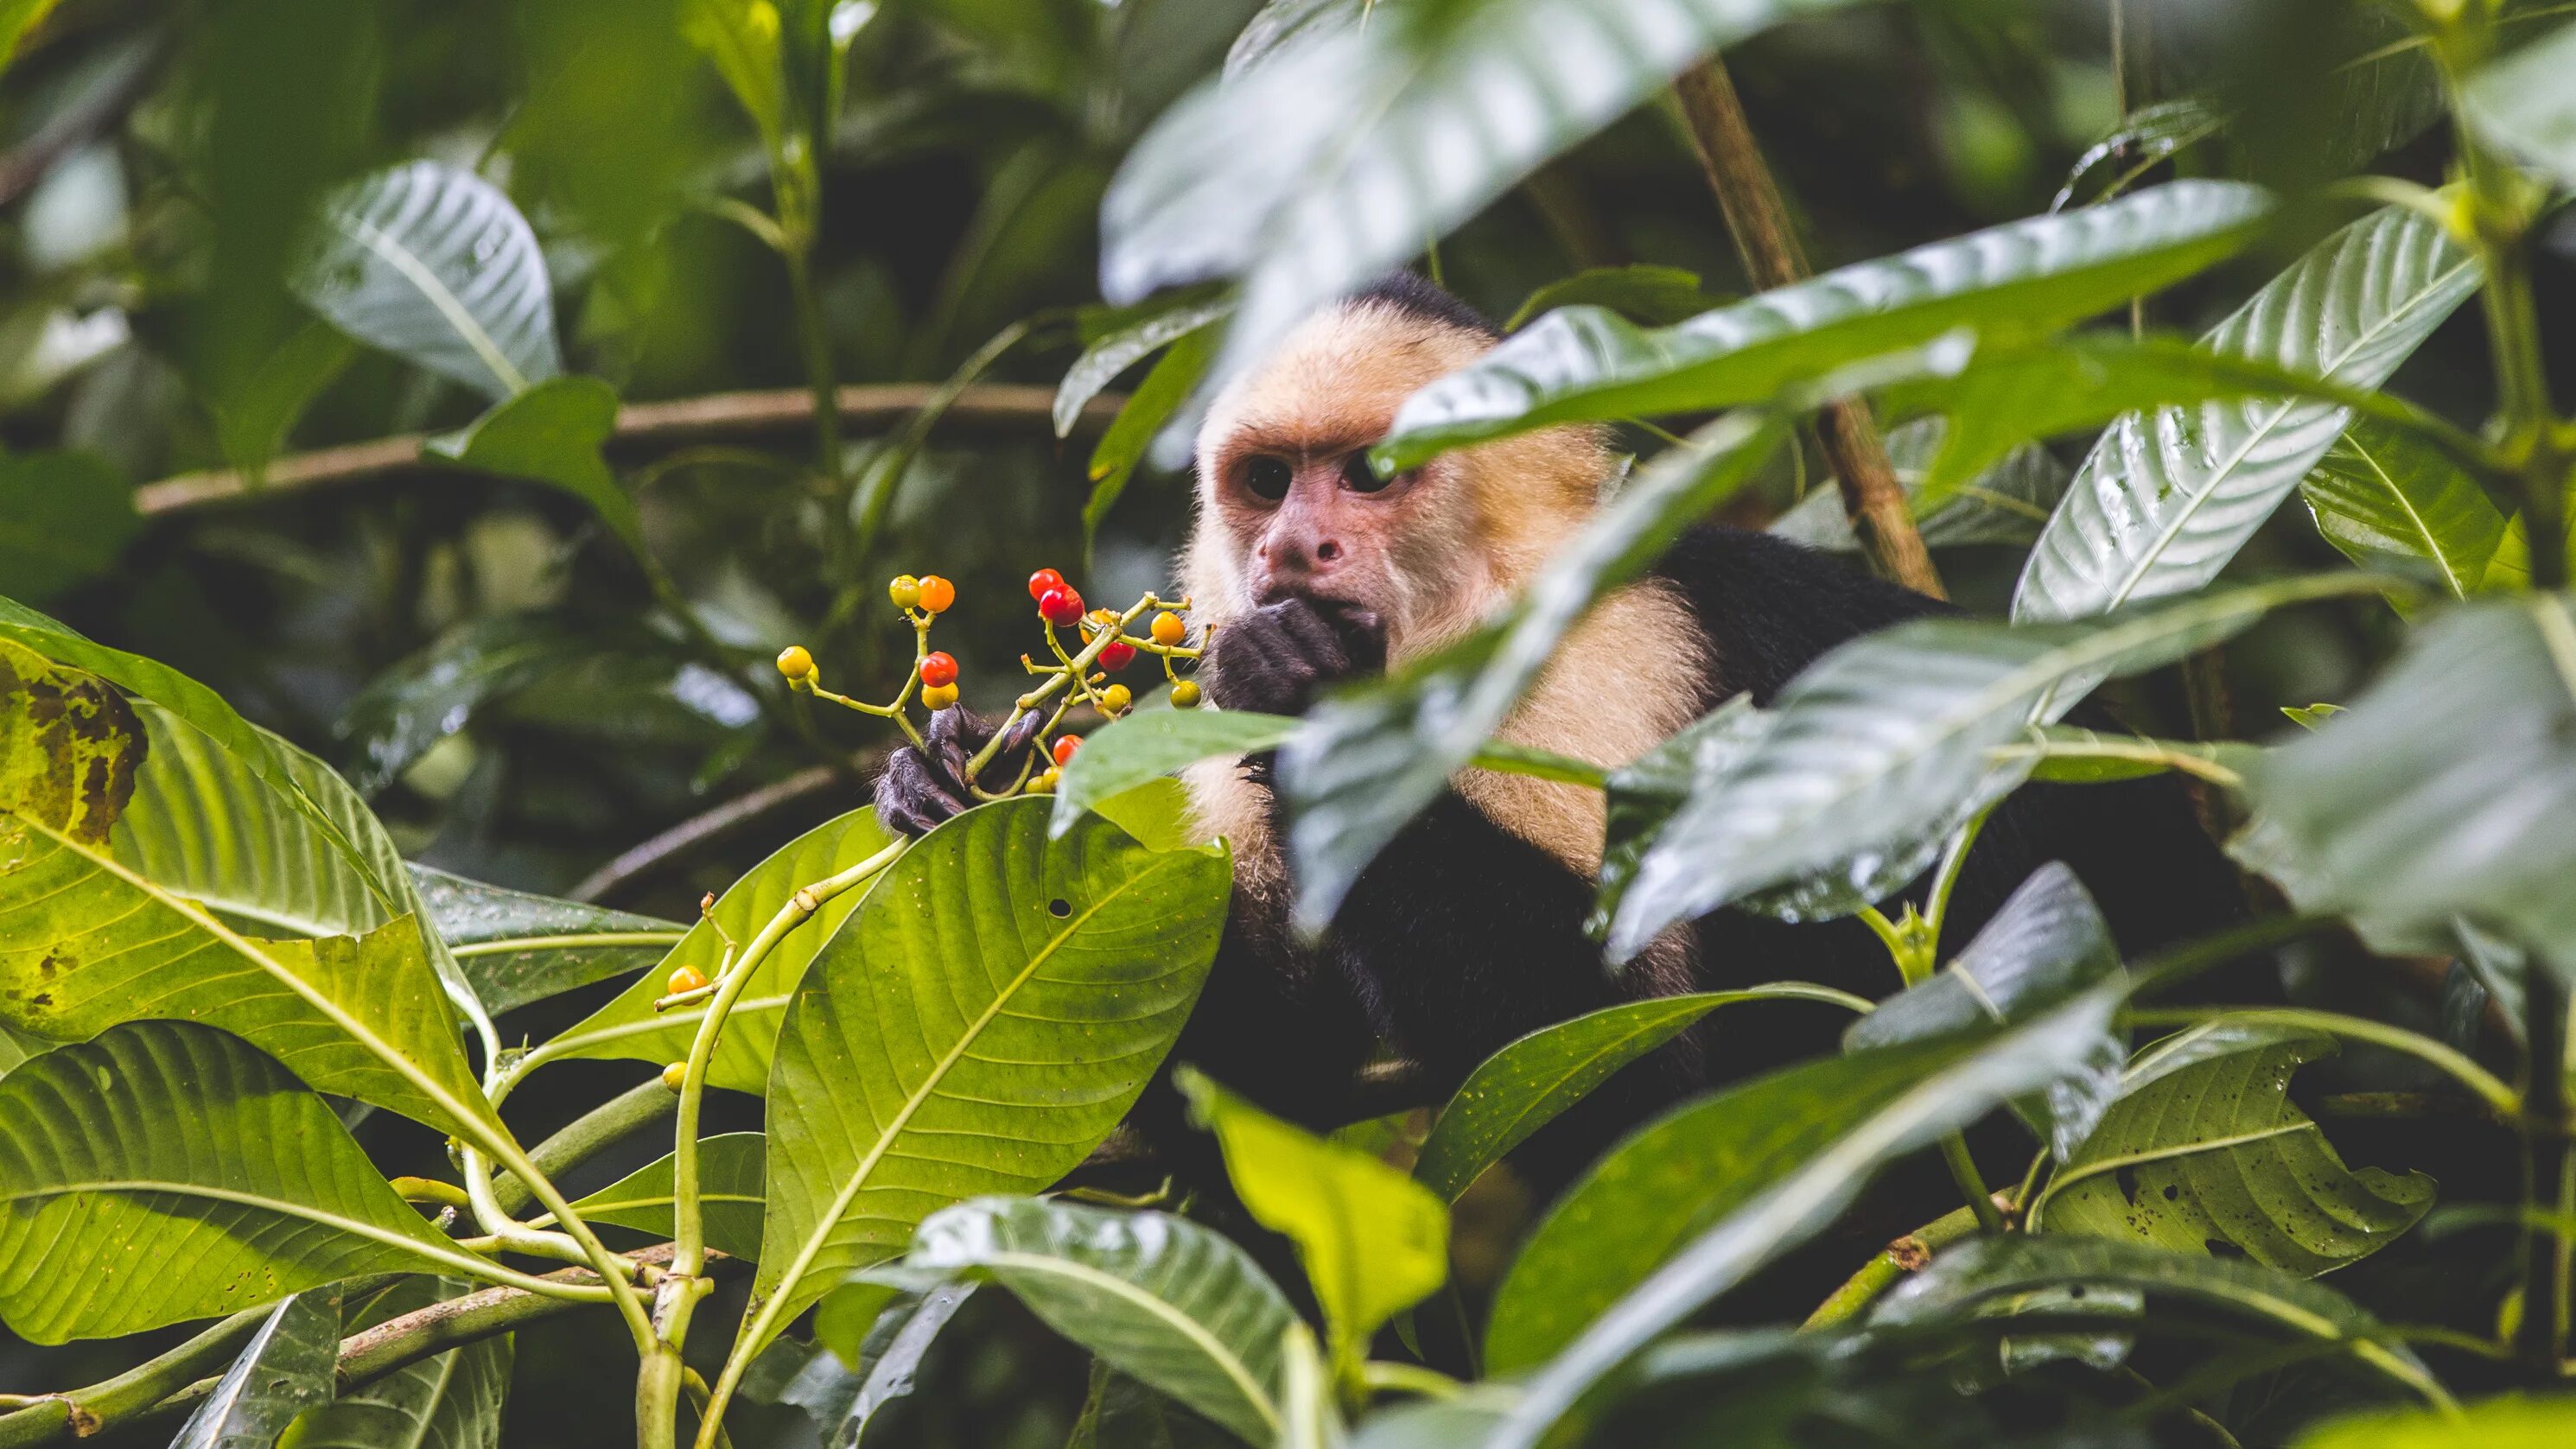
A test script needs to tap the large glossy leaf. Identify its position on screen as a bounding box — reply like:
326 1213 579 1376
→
0 452 135 603
1481 993 2120 1449
421 377 643 553
410 865 681 1015
2465 19 2576 189
2014 206 2480 622
1376 180 2271 470
173 1290 340 1449
1281 412 1784 935
1871 1235 2441 1403
540 808 896 1092
1767 417 2069 556
564 1132 766 1261
2300 419 2510 601
1052 707 1296 837
1604 572 2388 960
1183 1072 1447 1379
737 800 1226 1362
1412 987 1867 1204
0 635 138 845
0 1021 496 1343
2298 1394 2576 1449
1103 0 1877 405
2232 596 2576 975
2030 1025 2433 1274
292 160 562 401
887 1197 1294 1446
279 1278 512 1449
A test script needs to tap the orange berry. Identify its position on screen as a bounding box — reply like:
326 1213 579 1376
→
668 965 710 995
917 575 957 613
1053 734 1081 767
1150 612 1186 646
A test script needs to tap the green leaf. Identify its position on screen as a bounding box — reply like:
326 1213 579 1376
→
2030 1025 2434 1274
739 800 1226 1360
1998 723 2255 787
173 1290 341 1449
2298 1394 2576 1449
1481 993 2120 1448
1375 180 2272 470
685 0 790 146
1057 298 1231 437
421 377 643 554
1604 572 2390 961
1084 323 1219 548
2465 19 2576 189
2300 419 2509 601
213 321 357 487
1224 0 1362 76
1105 0 1883 408
565 1132 766 1261
1180 1071 1447 1381
292 160 562 402
0 0 64 69
0 635 139 845
1089 777 1212 854
2054 99 2225 210
1281 412 1785 936
1766 417 2068 556
1412 987 1867 1204
2232 596 2576 976
410 864 683 1016
1052 707 1297 838
0 1021 498 1343
279 1277 512 1449
2013 206 2480 623
888 1197 1294 1446
0 452 136 602
807 1285 977 1447
1870 1235 2442 1405
336 613 619 798
1503 265 1722 331
542 808 895 1092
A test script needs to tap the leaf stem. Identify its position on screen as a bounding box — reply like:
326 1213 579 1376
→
1800 1204 1987 1329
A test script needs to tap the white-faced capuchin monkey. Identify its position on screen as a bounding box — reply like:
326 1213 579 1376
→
875 273 2248 1192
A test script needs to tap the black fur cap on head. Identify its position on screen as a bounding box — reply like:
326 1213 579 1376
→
1346 271 1501 340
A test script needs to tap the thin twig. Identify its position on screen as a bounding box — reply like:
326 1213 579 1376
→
1671 58 1945 599
135 384 1128 516
569 762 862 904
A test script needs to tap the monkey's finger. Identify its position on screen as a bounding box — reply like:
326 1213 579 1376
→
1272 600 1353 676
995 710 1044 761
873 753 968 837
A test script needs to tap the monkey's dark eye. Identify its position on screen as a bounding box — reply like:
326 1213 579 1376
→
1243 456 1292 501
1340 452 1393 493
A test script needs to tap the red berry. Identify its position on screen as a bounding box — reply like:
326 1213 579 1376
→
1097 640 1137 671
919 651 957 689
1053 735 1081 767
1039 587 1084 627
1027 568 1066 602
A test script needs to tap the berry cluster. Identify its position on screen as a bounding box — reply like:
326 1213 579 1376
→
771 567 1209 803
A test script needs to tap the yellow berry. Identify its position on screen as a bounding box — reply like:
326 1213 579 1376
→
1150 611 1186 646
917 575 957 613
1100 683 1133 714
668 965 710 995
921 682 959 709
660 1062 688 1092
776 645 816 682
888 575 922 609
1171 680 1202 708
1032 767 1061 793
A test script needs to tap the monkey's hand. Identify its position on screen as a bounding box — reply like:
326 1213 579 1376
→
872 703 1044 836
1204 595 1387 717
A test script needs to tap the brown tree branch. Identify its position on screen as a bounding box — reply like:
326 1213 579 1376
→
135 384 1128 516
1672 58 1946 600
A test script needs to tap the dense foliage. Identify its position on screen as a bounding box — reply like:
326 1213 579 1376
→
3 0 2576 1446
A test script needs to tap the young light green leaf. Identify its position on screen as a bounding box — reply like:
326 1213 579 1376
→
736 800 1225 1364
173 1290 341 1449
1377 180 2272 470
1483 993 2121 1446
565 1132 766 1261
1052 707 1297 837
1606 572 2391 961
1181 1071 1447 1381
1413 986 1868 1204
1767 417 2069 556
1503 265 1721 332
1282 412 1785 936
888 1197 1294 1446
280 1277 512 1449
2298 1394 2576 1449
2030 1026 2434 1273
539 807 895 1092
2465 19 2576 189
293 160 561 401
1104 0 1883 412
2232 596 2576 976
2014 206 2479 622
1057 298 1230 437
410 864 683 1015
0 451 135 603
0 1021 503 1343
2300 419 2509 601
421 377 643 554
